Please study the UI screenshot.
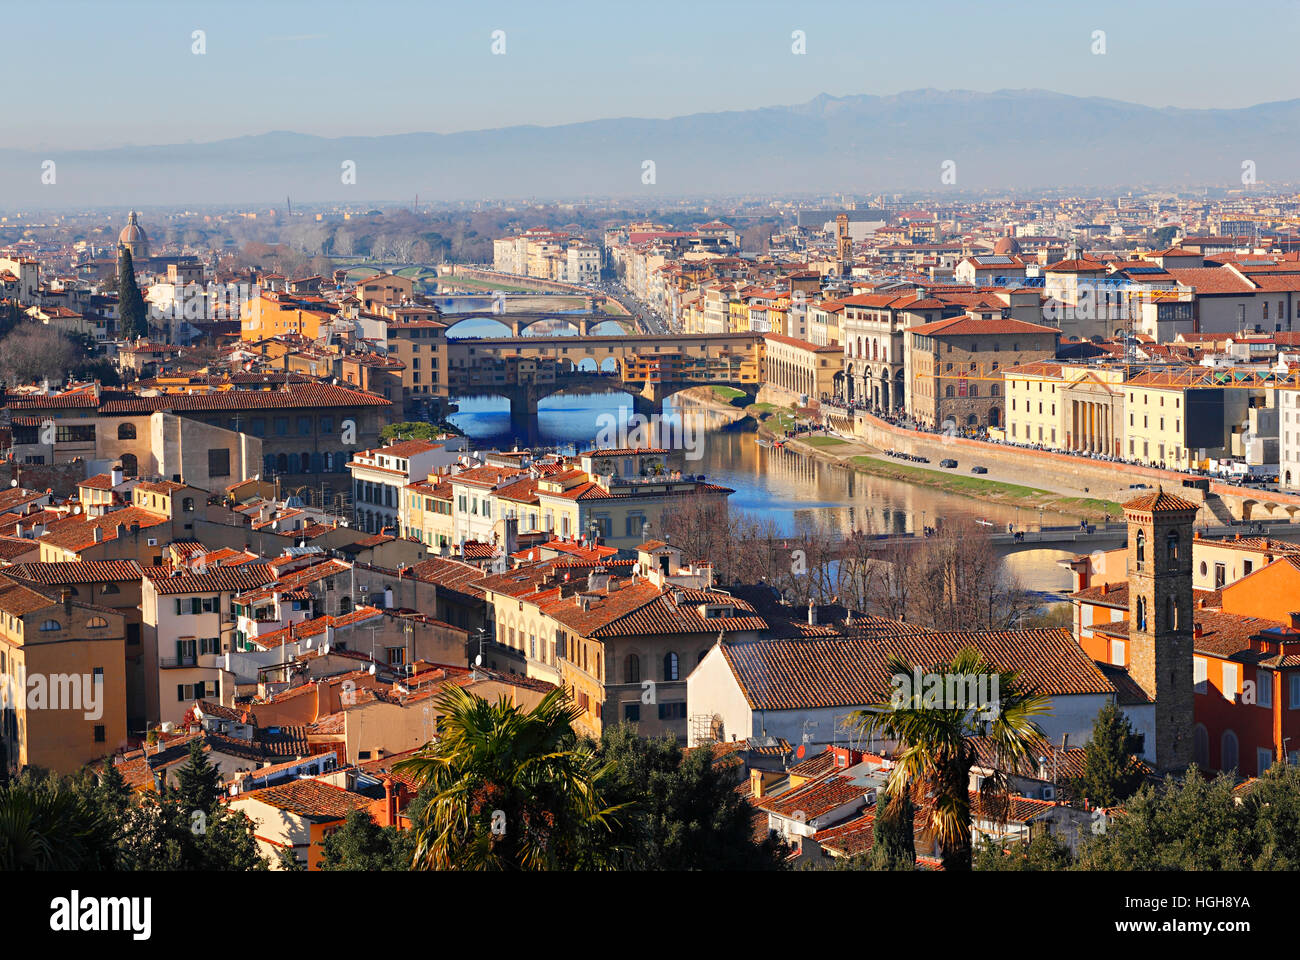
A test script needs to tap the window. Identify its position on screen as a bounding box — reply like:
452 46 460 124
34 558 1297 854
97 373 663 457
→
1258 748 1274 775
85 616 109 629
1194 657 1207 695
1222 663 1238 702
39 619 61 632
663 652 679 681
1166 531 1179 565
94 725 105 743
623 702 641 722
208 448 230 478
117 422 136 440
657 702 687 721
1290 674 1300 709
1135 530 1145 566
1259 671 1272 708
274 417 289 436
624 655 640 684
1215 563 1226 589
1221 730 1239 772
1193 724 1209 767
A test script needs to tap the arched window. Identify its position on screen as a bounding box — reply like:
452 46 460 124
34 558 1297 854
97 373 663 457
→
1136 529 1146 565
624 654 641 685
966 414 978 426
987 407 1001 427
1166 596 1178 631
663 652 679 681
991 384 1000 397
338 596 352 614
969 384 979 398
1193 724 1209 768
117 422 136 440
1221 730 1239 772
86 616 109 629
120 453 138 477
1136 596 1147 632
945 385 955 398
39 619 61 632
1167 531 1179 564
277 453 288 473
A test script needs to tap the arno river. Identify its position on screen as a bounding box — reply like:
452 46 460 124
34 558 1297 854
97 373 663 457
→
448 388 1075 593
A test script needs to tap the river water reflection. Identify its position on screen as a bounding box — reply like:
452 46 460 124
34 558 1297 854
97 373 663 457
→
448 391 1074 592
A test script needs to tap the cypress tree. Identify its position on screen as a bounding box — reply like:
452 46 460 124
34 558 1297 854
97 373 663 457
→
117 247 148 341
1079 701 1145 806
866 789 916 870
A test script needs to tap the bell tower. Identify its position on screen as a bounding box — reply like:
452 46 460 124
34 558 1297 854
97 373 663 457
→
1124 487 1197 771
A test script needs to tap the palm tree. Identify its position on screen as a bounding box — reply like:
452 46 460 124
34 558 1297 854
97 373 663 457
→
0 776 113 870
851 646 1051 871
393 685 629 870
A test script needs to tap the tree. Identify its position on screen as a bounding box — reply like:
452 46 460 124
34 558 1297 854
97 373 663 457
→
276 846 306 871
851 647 1051 871
974 831 1073 871
0 773 116 870
117 247 148 341
0 323 79 386
175 740 221 815
590 724 788 870
381 420 461 443
1153 226 1179 247
865 788 916 870
318 808 415 870
1076 702 1145 806
393 686 628 870
1075 766 1250 870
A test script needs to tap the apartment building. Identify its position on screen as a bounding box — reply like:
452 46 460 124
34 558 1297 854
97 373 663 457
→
140 564 276 726
0 577 128 775
906 315 1059 431
349 440 460 535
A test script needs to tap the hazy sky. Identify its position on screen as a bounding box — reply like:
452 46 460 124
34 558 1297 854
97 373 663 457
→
21 0 1300 150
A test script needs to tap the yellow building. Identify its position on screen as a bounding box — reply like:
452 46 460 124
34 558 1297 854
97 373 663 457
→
240 292 335 341
402 475 455 549
0 577 128 774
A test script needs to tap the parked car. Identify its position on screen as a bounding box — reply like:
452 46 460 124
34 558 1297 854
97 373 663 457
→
971 465 988 474
940 459 958 469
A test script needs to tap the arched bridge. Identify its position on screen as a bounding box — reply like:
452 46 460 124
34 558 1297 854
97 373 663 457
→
442 312 638 337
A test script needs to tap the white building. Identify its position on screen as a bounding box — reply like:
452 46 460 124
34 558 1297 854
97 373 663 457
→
349 439 461 535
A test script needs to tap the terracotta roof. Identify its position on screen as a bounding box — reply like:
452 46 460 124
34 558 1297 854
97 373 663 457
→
6 560 143 584
146 564 274 595
1122 488 1199 513
233 778 372 821
720 628 1115 711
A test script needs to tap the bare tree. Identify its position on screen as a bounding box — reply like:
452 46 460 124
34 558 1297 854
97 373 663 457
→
0 323 79 386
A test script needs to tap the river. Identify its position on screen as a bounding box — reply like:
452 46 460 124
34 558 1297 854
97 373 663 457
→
447 389 1076 592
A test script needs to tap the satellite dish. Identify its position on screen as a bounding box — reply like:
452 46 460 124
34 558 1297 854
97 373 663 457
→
796 744 806 759
320 643 329 655
305 638 313 648
8 479 16 488
228 784 238 797
474 654 482 667
368 663 376 675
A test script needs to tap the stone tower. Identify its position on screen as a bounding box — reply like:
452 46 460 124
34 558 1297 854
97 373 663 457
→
1124 487 1197 771
835 213 852 271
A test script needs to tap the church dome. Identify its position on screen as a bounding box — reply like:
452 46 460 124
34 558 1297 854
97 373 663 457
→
118 210 150 260
992 235 1021 256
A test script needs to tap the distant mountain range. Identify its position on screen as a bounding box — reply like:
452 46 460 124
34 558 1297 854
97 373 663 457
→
6 89 1300 206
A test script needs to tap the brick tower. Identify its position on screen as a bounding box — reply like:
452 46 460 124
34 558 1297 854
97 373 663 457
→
1124 487 1197 771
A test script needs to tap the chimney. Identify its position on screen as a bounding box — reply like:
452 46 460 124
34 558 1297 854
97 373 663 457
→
111 464 123 486
93 525 103 543
807 598 818 626
1193 621 1204 639
60 588 71 615
750 768 764 799
1100 582 1108 595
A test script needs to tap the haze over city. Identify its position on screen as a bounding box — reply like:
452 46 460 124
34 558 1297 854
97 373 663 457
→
0 1 1293 932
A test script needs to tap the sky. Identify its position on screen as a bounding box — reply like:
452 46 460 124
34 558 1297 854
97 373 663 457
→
18 0 1300 150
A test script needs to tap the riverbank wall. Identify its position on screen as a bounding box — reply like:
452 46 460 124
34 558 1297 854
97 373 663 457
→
826 407 1300 524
